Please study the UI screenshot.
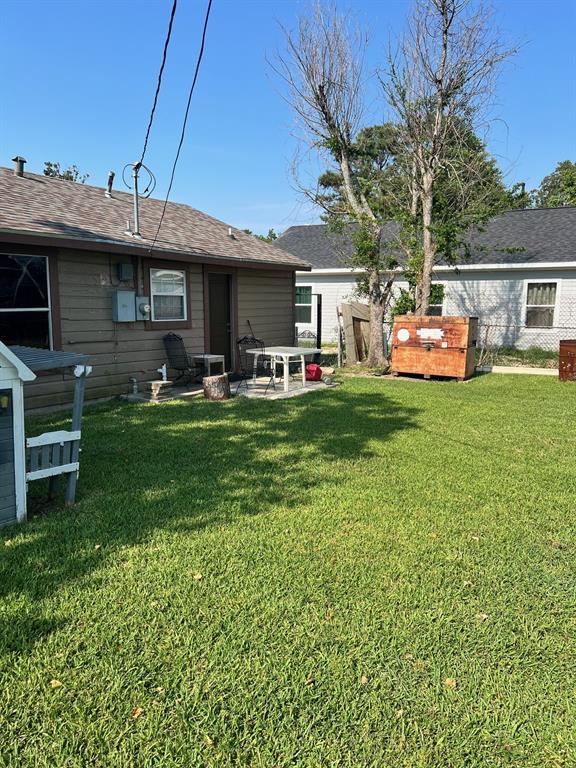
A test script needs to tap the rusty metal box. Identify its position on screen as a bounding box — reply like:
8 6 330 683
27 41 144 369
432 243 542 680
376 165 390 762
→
391 315 478 381
559 340 576 382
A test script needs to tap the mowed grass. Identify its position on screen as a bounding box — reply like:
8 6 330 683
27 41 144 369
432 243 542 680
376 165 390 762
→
0 375 575 767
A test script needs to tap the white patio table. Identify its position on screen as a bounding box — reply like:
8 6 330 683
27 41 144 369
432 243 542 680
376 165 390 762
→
246 346 322 393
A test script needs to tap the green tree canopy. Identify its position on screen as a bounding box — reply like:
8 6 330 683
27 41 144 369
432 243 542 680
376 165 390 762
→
317 122 519 292
533 160 576 208
242 228 280 243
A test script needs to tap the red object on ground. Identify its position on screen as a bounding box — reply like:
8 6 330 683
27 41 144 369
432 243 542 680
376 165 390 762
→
305 363 323 381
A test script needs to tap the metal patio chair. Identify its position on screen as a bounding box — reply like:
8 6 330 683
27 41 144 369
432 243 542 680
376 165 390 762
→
235 336 276 394
163 333 204 386
297 329 318 347
292 329 319 376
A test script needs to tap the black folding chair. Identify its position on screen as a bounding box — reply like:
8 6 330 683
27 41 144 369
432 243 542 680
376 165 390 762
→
163 333 204 385
297 329 318 347
235 336 276 394
291 329 319 376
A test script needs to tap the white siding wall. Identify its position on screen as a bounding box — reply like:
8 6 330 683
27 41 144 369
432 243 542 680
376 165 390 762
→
297 268 576 349
441 268 576 350
295 274 361 342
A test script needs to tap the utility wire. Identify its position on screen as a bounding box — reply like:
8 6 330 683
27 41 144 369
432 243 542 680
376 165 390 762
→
150 0 214 253
139 0 179 165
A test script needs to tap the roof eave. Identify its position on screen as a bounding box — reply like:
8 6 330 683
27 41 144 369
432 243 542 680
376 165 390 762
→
0 229 309 272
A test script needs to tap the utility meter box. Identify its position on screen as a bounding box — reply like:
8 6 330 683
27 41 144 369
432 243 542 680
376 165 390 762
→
136 296 151 321
112 290 136 322
117 262 134 282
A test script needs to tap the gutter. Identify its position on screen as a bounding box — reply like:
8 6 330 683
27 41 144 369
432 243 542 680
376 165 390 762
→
296 261 576 275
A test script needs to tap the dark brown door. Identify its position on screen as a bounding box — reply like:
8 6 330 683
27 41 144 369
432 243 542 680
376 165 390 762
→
208 273 232 370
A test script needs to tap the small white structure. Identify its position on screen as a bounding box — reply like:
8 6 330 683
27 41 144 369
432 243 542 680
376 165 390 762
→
0 341 36 525
1 342 91 527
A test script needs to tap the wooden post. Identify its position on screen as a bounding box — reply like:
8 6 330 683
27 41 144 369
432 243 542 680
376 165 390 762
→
203 373 230 401
65 367 88 506
314 293 322 364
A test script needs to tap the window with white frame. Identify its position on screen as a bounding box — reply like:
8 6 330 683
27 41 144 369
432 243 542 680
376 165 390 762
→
150 268 187 321
0 254 51 347
525 282 557 328
295 285 312 324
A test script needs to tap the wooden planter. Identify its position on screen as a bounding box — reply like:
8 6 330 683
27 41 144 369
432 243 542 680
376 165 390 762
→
391 315 478 381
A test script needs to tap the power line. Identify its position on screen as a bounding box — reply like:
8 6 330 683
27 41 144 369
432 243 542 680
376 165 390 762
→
149 0 214 253
139 0 179 165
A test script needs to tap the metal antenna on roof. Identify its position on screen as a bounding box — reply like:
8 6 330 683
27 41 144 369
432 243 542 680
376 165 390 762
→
122 162 156 238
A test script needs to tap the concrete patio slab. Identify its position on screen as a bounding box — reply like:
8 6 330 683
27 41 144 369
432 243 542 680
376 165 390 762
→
233 377 336 399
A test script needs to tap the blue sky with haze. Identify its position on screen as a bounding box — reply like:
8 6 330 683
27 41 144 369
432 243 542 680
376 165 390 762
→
1 0 575 234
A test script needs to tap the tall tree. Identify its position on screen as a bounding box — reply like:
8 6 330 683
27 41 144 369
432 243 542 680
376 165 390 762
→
382 0 517 314
534 160 576 208
275 4 395 367
318 121 519 309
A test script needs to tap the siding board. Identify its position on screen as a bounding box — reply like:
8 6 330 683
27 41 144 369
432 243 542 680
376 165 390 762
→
296 268 576 348
21 250 297 410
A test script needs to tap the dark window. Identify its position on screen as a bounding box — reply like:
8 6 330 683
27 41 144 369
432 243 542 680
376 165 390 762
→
426 284 445 316
0 255 51 347
295 285 312 324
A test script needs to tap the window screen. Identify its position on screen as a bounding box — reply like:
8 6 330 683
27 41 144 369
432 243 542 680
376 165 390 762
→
525 282 556 328
150 269 187 321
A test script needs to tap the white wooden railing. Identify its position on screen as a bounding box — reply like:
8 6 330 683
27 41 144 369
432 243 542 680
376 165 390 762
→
26 430 81 482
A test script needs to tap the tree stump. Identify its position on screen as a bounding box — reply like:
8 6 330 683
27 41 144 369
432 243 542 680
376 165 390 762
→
203 373 230 401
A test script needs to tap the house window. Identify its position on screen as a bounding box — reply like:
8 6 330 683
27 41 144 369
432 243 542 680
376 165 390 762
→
427 284 445 316
150 269 187 321
525 282 557 328
0 254 51 348
295 286 312 323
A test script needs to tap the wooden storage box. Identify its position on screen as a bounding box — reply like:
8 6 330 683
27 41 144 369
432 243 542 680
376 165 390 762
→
391 315 478 381
559 340 576 382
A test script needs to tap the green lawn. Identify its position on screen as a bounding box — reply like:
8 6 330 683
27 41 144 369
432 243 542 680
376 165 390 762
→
1 376 575 767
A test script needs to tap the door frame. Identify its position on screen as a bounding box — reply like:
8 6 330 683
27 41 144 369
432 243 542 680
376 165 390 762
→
203 266 239 371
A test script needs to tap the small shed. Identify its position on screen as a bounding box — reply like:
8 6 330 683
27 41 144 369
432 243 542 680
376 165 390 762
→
0 343 91 527
0 343 36 524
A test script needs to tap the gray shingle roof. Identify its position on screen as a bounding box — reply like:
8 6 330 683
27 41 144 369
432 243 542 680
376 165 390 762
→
0 167 309 270
275 208 576 269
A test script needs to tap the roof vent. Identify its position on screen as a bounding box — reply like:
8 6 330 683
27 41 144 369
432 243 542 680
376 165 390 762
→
12 156 26 177
105 170 115 198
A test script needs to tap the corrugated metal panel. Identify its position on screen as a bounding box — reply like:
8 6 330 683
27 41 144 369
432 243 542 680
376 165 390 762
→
9 346 89 372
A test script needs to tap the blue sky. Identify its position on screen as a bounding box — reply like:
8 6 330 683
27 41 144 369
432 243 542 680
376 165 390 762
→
1 0 575 234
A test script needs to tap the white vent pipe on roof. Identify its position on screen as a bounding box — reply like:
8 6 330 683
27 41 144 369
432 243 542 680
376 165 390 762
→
12 156 26 177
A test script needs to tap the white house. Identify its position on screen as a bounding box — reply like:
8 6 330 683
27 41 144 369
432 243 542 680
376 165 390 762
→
275 208 576 350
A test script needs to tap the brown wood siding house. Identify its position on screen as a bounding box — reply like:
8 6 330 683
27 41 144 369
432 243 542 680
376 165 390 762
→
0 165 310 410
